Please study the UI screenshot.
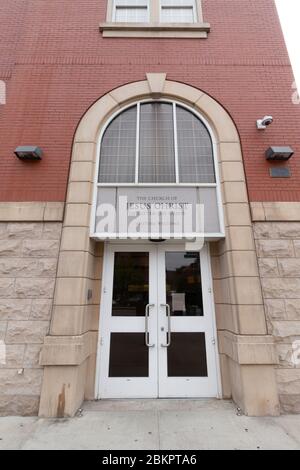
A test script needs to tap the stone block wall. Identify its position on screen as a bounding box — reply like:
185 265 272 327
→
0 222 61 415
254 222 300 414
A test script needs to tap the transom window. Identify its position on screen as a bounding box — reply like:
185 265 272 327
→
98 102 215 184
113 0 149 23
160 0 197 23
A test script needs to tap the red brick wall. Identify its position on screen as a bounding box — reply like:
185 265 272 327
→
0 0 299 202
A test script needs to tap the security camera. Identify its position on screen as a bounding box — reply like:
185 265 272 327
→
256 116 274 129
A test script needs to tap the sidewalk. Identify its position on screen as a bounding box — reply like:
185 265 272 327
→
0 399 300 450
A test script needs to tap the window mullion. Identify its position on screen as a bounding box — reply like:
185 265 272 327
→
152 0 160 22
173 103 179 183
135 103 140 183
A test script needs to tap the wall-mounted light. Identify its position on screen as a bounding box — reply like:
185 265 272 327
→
266 146 294 161
14 146 43 161
257 116 273 129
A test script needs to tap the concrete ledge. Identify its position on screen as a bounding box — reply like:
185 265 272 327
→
219 331 278 365
0 202 65 222
251 202 300 222
40 332 97 366
99 22 210 38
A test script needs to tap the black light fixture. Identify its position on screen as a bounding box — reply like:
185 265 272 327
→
14 146 43 161
266 146 294 161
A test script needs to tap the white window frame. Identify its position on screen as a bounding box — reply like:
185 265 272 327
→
91 99 225 240
102 0 209 38
97 100 217 186
160 0 198 24
112 0 150 23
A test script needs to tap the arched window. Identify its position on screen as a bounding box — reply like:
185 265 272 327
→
98 101 215 184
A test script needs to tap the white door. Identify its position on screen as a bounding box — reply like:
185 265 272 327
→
96 243 219 399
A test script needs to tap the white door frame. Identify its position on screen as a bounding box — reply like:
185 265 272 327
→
96 244 158 399
95 242 222 399
157 244 221 398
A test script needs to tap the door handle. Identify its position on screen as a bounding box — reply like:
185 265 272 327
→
145 304 155 348
160 303 171 347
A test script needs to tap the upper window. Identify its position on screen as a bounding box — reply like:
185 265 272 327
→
98 102 215 185
160 0 197 23
113 0 149 23
100 0 210 38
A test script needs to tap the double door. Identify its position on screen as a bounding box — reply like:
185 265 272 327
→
96 244 219 399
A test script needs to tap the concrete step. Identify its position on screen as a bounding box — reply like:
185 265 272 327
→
83 398 234 412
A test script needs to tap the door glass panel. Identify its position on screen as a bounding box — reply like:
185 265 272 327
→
109 333 149 377
167 333 208 377
112 252 149 316
165 252 203 316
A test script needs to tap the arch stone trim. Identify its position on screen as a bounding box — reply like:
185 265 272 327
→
146 73 167 96
74 78 239 145
38 76 279 418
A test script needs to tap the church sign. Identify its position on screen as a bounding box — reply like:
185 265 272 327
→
91 187 224 241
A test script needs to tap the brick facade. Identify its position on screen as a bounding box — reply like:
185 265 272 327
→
0 0 299 202
0 1 300 417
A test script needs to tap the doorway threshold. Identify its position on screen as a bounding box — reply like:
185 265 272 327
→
83 398 227 413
